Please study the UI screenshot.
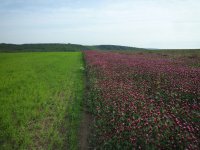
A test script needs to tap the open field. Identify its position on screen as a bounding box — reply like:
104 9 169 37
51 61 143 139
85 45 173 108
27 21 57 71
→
0 52 84 149
0 49 200 149
85 50 200 149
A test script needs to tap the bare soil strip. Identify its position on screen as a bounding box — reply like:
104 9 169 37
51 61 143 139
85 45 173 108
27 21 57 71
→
79 108 92 150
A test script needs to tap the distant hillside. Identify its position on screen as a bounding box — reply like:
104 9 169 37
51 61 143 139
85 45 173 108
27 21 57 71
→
88 45 146 51
0 43 146 52
1 43 200 53
0 43 87 52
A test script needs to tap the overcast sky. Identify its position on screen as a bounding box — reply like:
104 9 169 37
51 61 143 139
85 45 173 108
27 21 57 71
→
0 0 200 48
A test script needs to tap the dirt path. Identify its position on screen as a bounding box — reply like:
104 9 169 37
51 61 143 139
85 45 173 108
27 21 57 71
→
79 109 92 150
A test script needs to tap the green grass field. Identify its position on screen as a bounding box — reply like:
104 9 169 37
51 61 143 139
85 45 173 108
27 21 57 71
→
0 52 84 149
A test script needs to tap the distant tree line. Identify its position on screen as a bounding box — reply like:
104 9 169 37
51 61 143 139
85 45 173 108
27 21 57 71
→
0 43 147 52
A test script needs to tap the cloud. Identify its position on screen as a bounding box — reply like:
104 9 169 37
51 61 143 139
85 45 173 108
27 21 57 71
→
0 0 200 48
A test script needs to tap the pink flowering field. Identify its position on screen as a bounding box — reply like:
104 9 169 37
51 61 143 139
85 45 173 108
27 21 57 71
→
84 50 200 149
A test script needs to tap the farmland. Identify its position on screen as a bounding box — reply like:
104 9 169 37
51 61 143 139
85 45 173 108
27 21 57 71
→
0 49 200 149
0 52 84 149
85 50 200 149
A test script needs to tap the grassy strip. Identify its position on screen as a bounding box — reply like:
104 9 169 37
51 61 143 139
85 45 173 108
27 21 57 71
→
0 52 84 149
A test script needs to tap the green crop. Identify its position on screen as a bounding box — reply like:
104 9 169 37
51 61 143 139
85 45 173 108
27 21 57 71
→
0 52 84 149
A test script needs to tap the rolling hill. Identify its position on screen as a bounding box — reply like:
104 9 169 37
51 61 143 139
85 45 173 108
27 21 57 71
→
0 43 145 52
